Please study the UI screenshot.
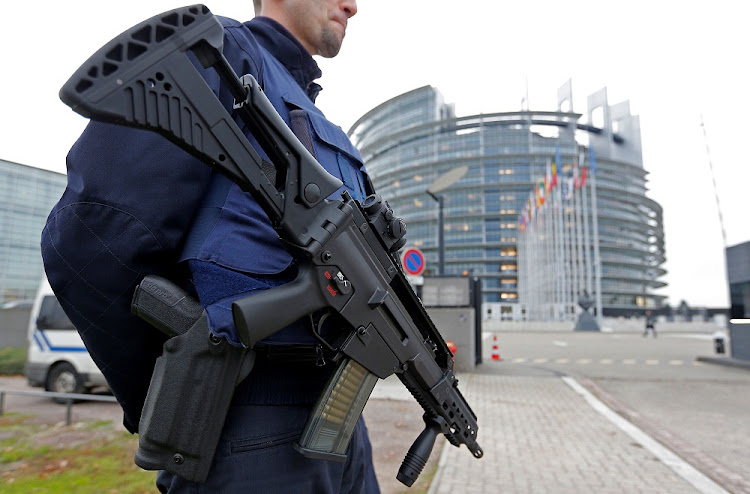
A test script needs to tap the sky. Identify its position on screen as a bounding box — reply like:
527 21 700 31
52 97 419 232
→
1 1 748 308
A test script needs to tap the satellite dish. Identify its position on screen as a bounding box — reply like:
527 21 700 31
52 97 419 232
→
427 165 468 195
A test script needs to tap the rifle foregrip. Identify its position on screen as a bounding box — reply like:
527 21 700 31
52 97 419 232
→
397 421 441 487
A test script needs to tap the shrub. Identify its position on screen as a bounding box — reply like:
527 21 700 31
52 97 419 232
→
0 347 27 375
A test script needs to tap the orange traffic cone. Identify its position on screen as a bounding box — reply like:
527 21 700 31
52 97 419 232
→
446 340 457 355
491 334 501 361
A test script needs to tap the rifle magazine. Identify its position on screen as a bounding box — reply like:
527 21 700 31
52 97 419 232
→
294 357 378 461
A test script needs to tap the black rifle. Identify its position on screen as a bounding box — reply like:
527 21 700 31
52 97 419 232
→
59 4 482 486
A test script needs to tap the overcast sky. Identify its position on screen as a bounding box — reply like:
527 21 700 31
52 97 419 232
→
1 1 747 307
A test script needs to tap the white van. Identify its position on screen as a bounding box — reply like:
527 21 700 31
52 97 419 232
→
24 278 108 398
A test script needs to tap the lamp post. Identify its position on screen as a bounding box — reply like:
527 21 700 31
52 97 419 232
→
427 166 468 276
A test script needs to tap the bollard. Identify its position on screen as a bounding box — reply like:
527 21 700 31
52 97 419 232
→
65 399 73 426
714 335 725 354
491 334 501 361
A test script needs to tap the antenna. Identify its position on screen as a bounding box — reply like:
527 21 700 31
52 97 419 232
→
700 115 727 247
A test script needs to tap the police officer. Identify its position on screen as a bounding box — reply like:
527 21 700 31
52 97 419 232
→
42 0 380 492
643 310 656 337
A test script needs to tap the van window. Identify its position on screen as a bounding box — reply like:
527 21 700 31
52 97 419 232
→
36 296 76 330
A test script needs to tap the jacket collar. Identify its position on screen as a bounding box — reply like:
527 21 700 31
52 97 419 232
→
247 17 323 101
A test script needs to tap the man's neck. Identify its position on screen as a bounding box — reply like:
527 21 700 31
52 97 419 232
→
247 17 322 100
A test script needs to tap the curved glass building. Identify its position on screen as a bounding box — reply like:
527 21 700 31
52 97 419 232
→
348 82 666 319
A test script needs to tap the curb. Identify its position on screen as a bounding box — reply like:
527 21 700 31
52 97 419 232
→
696 356 750 370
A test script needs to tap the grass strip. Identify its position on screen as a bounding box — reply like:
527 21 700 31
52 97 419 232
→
1 415 156 493
0 348 26 375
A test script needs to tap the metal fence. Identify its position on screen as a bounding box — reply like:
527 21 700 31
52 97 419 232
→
0 388 118 425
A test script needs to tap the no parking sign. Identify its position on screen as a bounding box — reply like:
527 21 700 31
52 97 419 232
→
401 247 426 276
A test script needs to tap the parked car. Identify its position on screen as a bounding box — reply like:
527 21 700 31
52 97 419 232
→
24 278 108 402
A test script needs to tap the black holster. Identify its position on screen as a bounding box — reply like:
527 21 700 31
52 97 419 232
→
131 275 255 483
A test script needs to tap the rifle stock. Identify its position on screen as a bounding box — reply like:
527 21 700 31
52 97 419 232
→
60 4 482 486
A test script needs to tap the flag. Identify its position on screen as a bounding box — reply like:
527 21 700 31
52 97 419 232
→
580 165 587 188
573 162 580 189
551 162 558 188
536 183 542 207
545 161 552 192
553 146 561 188
538 179 546 205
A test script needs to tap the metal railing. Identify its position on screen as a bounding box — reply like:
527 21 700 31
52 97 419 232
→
0 388 118 425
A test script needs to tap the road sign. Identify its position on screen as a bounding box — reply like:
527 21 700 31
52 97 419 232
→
401 247 426 276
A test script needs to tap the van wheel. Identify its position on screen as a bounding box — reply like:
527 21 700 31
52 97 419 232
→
46 362 84 403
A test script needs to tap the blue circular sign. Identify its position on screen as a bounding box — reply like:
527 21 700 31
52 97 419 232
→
402 247 426 276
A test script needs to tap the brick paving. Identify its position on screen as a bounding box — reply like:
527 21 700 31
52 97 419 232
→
427 374 702 494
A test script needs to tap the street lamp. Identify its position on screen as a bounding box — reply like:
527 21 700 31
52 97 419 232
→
427 165 468 275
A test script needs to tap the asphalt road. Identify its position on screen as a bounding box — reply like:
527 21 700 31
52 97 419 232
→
480 329 750 493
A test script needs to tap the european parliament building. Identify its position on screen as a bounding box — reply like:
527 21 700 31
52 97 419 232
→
0 159 66 305
348 82 666 319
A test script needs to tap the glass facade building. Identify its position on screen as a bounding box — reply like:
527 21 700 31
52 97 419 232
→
726 241 750 360
348 83 666 318
0 159 66 304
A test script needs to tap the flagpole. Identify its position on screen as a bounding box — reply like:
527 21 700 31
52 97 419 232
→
563 174 574 320
589 149 603 325
543 201 549 321
529 208 536 321
529 213 536 320
700 115 728 248
547 186 555 320
554 150 569 320
568 158 578 320
567 177 572 318
525 197 532 320
526 105 535 321
546 158 556 320
572 152 586 312
574 151 585 313
581 157 593 298
530 198 537 321
524 222 530 321
555 173 565 320
547 201 552 321
525 195 532 320
519 209 524 320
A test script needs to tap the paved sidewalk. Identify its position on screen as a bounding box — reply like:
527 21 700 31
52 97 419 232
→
408 374 725 494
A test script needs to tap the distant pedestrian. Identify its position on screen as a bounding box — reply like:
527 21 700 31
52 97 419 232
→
643 310 657 337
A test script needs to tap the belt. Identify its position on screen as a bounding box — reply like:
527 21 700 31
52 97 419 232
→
254 344 327 366
233 345 334 405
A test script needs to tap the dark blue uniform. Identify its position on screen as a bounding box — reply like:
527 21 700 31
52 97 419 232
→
42 15 378 494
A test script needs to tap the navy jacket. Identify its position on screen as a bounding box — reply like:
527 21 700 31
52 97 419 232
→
41 16 368 432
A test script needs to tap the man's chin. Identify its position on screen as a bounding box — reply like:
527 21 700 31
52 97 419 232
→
318 30 344 58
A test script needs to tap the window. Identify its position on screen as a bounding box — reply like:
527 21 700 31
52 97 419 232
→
36 296 76 330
